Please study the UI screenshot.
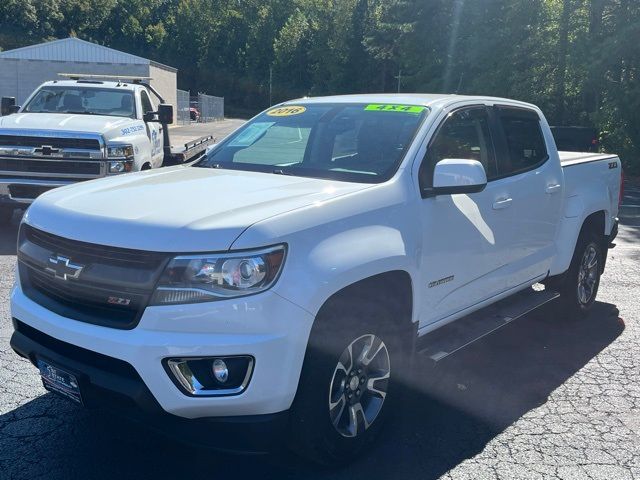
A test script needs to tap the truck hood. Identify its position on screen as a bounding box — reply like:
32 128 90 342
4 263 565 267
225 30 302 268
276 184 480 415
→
0 112 132 135
24 166 372 252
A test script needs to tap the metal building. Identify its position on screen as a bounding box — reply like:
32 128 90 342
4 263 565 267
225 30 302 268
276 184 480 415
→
0 37 177 120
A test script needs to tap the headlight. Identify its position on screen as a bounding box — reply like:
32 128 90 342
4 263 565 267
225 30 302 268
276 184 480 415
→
107 144 134 158
150 245 286 305
108 160 133 174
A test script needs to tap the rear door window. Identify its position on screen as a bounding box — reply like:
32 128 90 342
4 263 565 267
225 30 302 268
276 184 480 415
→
495 107 548 176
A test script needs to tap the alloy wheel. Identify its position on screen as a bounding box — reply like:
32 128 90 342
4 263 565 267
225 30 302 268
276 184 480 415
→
328 334 390 438
577 244 599 305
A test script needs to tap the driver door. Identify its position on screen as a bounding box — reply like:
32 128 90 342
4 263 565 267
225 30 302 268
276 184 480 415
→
140 89 163 167
417 105 512 328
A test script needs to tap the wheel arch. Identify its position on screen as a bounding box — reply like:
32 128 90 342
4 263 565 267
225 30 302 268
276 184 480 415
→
550 208 607 276
315 270 414 331
581 210 606 238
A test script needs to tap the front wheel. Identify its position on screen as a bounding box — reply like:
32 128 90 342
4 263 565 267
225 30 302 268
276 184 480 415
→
288 301 408 465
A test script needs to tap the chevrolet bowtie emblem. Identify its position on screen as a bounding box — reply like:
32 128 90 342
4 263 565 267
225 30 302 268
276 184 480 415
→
46 255 84 281
33 145 61 156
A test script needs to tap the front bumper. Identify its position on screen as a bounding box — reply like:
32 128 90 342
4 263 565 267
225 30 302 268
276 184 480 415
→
10 318 289 453
0 177 76 206
10 284 315 420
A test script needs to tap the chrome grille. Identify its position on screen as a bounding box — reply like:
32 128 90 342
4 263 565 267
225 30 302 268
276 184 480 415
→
0 135 100 150
0 129 105 180
0 158 101 176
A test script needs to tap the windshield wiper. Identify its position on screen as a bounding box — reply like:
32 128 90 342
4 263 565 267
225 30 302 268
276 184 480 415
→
64 110 95 115
272 168 294 176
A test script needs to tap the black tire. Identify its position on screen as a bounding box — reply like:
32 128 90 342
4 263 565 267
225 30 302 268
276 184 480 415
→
0 206 14 225
547 228 603 319
288 299 410 466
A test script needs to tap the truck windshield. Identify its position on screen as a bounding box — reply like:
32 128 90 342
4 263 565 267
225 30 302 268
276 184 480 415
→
24 86 135 118
197 103 429 183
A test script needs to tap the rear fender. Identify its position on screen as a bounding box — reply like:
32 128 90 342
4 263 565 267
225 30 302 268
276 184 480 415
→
550 201 607 276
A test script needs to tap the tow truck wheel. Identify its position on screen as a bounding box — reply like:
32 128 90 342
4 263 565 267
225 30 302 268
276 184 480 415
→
547 228 603 319
0 206 14 225
288 299 409 466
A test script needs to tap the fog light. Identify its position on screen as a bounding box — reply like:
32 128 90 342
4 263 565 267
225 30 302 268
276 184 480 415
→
212 359 229 383
165 356 254 397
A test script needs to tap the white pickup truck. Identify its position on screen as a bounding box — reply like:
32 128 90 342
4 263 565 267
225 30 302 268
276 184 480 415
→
0 76 214 223
9 94 621 464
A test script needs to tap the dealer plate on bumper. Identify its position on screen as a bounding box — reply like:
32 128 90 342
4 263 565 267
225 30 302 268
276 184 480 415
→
37 359 83 405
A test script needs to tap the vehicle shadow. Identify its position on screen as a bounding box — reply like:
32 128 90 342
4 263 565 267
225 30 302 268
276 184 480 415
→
0 210 22 256
0 300 623 479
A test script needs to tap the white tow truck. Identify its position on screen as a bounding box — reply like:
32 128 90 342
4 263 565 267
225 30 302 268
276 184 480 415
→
0 74 214 223
10 94 622 465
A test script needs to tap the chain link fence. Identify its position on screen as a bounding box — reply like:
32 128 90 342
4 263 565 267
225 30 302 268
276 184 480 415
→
176 88 190 125
198 93 224 122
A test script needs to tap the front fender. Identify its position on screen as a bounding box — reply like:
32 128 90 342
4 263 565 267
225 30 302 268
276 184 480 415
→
104 123 150 170
231 181 421 319
281 224 417 317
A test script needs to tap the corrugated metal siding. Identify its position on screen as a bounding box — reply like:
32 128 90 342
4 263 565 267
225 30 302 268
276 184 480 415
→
0 59 151 104
0 38 149 65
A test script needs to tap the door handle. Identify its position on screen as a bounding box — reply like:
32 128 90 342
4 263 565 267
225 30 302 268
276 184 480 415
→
545 183 562 194
492 197 513 210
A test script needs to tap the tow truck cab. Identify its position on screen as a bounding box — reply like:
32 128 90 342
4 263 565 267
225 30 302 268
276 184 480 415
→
0 75 212 223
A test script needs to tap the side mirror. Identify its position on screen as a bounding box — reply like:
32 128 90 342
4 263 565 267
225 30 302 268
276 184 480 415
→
425 159 487 197
1 97 17 116
157 104 173 124
143 104 174 124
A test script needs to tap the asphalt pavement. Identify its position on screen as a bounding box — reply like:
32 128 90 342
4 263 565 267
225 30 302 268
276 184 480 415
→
169 119 245 147
0 182 638 479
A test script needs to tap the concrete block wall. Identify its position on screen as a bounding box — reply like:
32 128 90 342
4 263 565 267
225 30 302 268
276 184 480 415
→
149 63 178 123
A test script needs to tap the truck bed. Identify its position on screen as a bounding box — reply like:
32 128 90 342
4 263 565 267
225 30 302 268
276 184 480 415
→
559 150 621 238
168 134 215 164
559 151 617 167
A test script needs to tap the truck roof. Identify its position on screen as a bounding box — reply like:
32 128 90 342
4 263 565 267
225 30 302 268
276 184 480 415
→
40 79 138 90
286 93 538 110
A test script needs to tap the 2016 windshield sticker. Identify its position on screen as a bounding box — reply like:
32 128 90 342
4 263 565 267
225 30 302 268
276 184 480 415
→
365 104 426 114
266 106 306 117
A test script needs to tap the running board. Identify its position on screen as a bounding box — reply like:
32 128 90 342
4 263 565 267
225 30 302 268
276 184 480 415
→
416 288 560 362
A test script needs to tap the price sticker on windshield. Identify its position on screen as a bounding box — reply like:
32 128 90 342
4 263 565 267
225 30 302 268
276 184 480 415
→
365 104 426 114
266 106 307 117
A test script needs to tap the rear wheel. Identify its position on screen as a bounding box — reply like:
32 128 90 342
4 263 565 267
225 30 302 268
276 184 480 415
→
0 206 14 225
288 300 409 465
547 229 603 319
